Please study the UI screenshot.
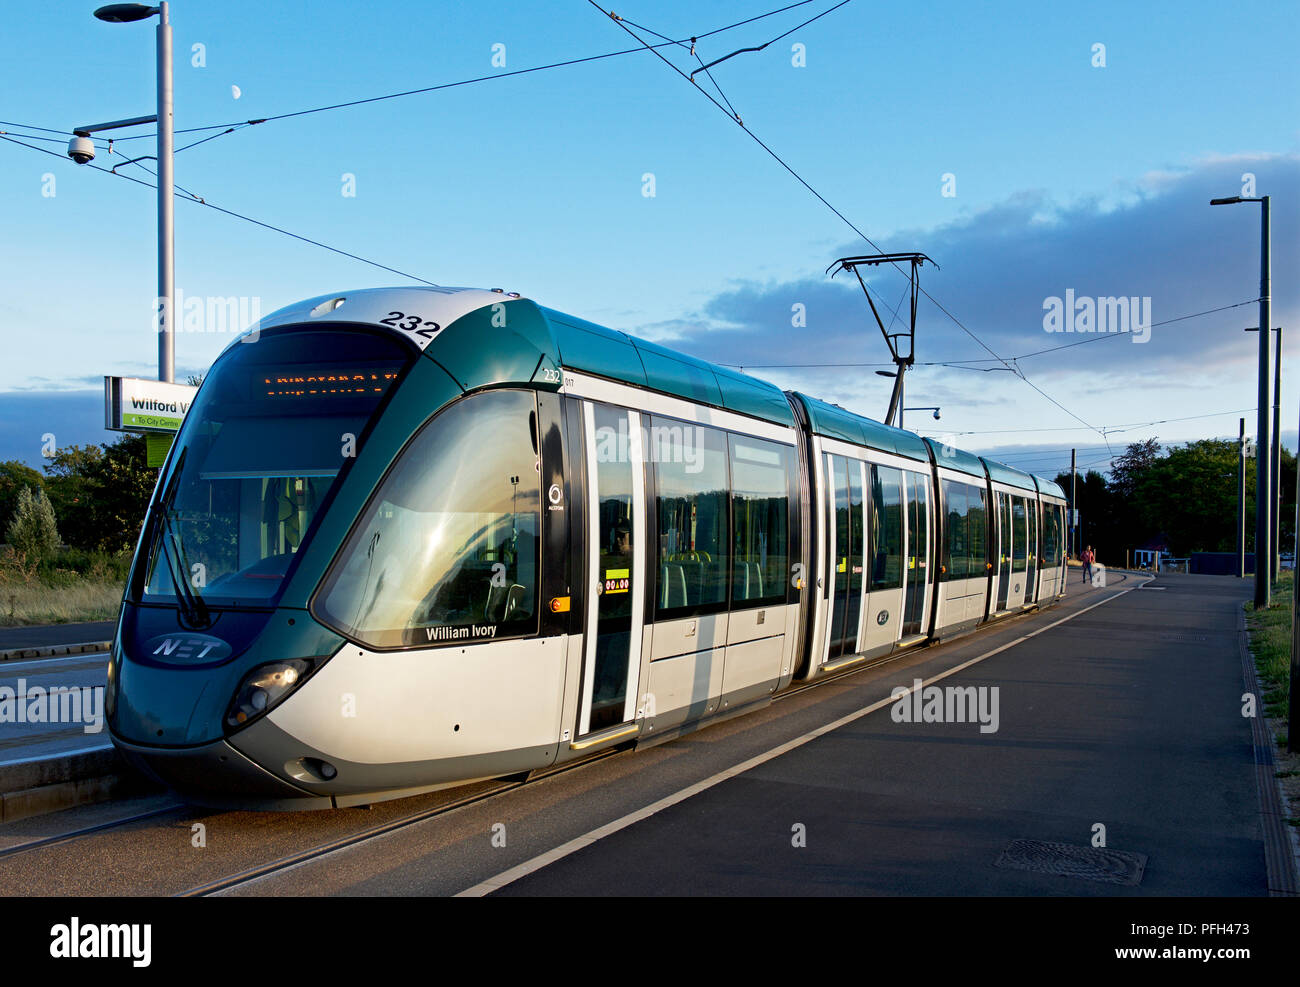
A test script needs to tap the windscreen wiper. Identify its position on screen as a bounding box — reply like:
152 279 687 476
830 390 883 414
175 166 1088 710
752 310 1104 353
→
158 511 210 629
150 448 211 629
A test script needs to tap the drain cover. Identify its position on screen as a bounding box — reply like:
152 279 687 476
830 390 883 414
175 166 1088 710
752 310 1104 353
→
995 840 1146 886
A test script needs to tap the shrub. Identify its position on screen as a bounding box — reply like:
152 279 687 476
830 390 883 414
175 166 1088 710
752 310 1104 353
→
6 486 60 567
0 460 45 534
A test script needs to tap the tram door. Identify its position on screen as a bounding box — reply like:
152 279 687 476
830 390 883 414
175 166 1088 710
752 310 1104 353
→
995 492 1011 612
901 471 929 637
861 464 904 652
823 454 865 661
1006 497 1028 608
1025 500 1038 604
578 402 646 737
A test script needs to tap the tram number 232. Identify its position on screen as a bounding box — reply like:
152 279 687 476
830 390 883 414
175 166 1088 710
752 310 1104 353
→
380 311 442 339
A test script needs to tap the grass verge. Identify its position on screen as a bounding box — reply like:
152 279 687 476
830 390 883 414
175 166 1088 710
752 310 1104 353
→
0 579 123 626
0 547 129 626
1245 570 1300 827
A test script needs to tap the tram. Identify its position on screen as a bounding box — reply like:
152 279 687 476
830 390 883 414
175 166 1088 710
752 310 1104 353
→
107 286 1068 808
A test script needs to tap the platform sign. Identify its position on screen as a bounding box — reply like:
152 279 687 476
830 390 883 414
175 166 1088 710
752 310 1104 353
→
105 376 197 434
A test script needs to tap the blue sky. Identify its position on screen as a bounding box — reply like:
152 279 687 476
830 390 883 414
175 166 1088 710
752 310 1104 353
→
1 0 1297 480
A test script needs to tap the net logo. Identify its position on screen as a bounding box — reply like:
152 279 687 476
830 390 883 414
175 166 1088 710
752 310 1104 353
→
49 918 151 967
144 633 232 665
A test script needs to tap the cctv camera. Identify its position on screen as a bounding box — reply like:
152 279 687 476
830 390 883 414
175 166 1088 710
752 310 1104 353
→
932 409 941 420
67 136 95 165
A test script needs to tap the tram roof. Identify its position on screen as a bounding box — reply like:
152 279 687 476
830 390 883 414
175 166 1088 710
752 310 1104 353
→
982 458 1039 493
923 438 987 479
792 393 930 462
1033 475 1068 500
540 308 798 428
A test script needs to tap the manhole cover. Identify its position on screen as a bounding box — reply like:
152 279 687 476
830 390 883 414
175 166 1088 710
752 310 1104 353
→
995 840 1146 886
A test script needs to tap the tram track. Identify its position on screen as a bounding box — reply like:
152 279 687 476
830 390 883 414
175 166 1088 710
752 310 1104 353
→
0 802 186 861
179 746 629 896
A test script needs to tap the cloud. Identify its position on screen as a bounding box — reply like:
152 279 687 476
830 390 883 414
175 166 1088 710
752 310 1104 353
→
0 392 118 466
630 153 1298 416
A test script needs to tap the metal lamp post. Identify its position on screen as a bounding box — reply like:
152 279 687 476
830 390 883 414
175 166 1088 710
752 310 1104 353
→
1247 325 1283 583
1212 194 1272 608
71 3 174 384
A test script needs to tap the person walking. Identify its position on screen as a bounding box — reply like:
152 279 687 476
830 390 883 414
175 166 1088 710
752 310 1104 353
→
1082 545 1094 584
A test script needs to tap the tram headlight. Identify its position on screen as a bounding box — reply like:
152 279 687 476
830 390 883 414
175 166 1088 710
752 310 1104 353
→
225 659 313 730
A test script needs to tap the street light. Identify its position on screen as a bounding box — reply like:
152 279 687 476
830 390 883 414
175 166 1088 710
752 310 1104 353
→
1212 193 1272 608
1247 325 1283 584
69 3 174 383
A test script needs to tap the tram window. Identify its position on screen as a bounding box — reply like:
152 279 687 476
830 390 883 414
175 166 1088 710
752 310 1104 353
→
968 484 988 574
137 326 412 608
652 419 729 616
316 389 541 649
1012 498 1028 572
941 480 968 579
1045 504 1062 563
940 480 987 580
946 483 967 582
728 436 793 608
869 465 903 591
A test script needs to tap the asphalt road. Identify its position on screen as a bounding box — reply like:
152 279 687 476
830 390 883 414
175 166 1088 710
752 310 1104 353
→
0 621 115 651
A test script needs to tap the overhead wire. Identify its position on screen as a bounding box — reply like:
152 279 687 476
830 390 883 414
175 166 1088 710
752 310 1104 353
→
585 0 1108 444
724 297 1266 371
83 2 824 142
0 133 440 287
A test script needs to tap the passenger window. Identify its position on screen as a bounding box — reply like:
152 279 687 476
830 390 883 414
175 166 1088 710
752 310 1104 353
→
1012 498 1028 572
870 465 903 591
315 390 541 649
729 436 793 608
942 480 967 580
652 418 729 615
967 484 987 575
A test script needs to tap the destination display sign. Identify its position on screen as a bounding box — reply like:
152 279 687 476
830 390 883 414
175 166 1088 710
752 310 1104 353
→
105 376 199 434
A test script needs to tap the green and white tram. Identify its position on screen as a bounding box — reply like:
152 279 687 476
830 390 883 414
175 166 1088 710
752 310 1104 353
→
107 286 1069 809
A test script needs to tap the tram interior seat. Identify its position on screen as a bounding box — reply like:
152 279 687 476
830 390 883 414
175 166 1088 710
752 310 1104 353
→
660 563 687 609
485 581 529 622
733 561 762 601
678 560 704 605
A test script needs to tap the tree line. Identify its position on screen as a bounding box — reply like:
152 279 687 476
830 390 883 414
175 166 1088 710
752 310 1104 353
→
1 434 153 567
1054 437 1296 562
